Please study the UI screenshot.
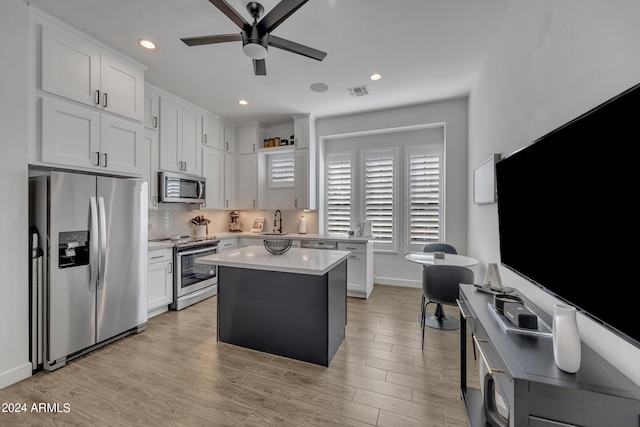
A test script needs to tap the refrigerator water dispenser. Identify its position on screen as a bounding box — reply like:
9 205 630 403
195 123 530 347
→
58 230 89 268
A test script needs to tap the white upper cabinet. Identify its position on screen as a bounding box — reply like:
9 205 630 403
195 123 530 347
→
223 122 236 153
292 114 310 148
237 123 266 154
41 25 144 122
202 114 224 151
144 85 160 130
159 96 201 176
201 146 225 210
41 97 143 175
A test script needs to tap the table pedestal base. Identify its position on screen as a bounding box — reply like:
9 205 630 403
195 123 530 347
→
418 303 460 330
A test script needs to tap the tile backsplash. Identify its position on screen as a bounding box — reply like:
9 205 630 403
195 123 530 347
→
148 204 318 239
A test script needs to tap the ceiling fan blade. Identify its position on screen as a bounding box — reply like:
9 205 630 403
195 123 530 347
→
253 59 267 76
209 0 249 29
268 35 327 61
258 0 309 34
181 33 242 46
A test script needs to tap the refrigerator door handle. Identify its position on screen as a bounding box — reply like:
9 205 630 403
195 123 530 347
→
98 196 107 289
90 196 99 292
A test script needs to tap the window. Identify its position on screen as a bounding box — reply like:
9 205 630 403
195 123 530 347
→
325 153 353 234
407 145 443 246
268 152 294 188
363 149 396 245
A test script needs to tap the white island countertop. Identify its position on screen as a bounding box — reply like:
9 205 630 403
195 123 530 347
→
197 246 351 276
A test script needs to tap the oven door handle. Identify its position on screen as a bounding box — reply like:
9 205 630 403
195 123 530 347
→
176 247 217 257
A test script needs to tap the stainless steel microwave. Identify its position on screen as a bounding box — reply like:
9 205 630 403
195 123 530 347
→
158 171 206 204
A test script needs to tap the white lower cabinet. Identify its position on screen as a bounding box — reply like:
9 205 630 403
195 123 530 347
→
338 242 374 298
147 248 174 318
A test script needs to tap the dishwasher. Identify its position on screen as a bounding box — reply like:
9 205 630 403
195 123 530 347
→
300 240 338 250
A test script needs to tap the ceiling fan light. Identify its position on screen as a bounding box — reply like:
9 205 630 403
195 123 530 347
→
243 42 268 60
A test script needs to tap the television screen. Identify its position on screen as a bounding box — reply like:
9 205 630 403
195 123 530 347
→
495 82 640 348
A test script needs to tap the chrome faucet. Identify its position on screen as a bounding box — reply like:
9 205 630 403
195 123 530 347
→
274 210 282 234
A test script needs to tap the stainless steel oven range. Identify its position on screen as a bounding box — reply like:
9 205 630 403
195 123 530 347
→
156 236 220 310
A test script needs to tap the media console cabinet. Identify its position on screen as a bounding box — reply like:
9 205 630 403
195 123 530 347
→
458 284 640 426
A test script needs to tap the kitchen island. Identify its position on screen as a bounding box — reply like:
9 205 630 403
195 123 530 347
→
197 246 350 366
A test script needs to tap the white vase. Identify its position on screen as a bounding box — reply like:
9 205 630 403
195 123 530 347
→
552 304 581 373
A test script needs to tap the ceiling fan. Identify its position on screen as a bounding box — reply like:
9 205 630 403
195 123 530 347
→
181 0 327 76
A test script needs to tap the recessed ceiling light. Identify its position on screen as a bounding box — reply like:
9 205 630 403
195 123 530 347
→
139 39 156 50
370 73 382 81
310 82 329 93
238 99 248 106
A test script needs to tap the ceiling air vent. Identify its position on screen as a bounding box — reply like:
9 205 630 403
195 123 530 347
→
347 86 369 97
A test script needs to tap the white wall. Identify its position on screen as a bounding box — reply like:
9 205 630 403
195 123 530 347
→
0 0 31 388
468 0 640 385
317 97 469 287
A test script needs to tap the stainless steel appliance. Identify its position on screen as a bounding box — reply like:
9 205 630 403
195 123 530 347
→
300 240 338 250
29 171 148 371
167 237 219 310
158 170 206 204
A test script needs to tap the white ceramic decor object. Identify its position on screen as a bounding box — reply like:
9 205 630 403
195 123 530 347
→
552 304 581 373
298 216 307 234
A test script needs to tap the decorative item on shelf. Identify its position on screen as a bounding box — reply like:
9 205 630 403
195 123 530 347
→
281 139 289 146
229 210 242 232
552 304 581 373
298 215 307 234
190 215 210 237
263 239 292 255
251 217 266 233
264 139 269 148
493 293 523 313
275 137 281 146
268 138 274 147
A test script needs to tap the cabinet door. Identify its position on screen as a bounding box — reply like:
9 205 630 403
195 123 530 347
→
203 115 224 151
201 146 225 210
143 129 159 209
100 53 144 122
294 148 309 209
144 86 160 130
224 123 236 153
345 254 366 293
224 152 235 209
235 153 258 209
181 105 201 175
147 258 173 314
41 25 100 108
293 115 309 148
100 114 143 174
237 125 258 154
41 97 101 169
159 97 181 172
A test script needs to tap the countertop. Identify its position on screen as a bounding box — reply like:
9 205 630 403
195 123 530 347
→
196 245 351 276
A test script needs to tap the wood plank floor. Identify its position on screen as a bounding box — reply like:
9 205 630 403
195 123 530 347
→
0 285 479 426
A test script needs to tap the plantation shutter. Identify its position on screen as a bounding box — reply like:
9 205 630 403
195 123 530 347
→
326 154 353 234
364 150 395 244
269 153 295 187
408 147 441 244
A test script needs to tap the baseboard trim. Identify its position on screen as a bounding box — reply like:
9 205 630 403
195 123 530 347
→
0 362 32 390
373 276 421 289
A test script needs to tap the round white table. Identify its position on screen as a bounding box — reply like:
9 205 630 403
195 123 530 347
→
405 252 479 330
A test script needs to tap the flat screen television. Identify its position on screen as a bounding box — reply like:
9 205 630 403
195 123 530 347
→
495 82 640 348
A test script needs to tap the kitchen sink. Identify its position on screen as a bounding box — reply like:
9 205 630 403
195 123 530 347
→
262 232 289 236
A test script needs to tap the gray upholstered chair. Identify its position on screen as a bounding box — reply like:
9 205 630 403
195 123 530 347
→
421 265 474 349
422 242 457 255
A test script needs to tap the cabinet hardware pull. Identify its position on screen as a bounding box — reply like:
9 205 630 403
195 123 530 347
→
103 92 108 108
152 196 157 206
204 134 207 144
473 335 504 375
225 199 228 208
225 141 228 151
168 262 172 274
94 151 101 166
102 153 108 168
94 90 100 105
150 255 163 259
457 299 474 319
252 143 255 152
153 116 158 128
294 198 298 208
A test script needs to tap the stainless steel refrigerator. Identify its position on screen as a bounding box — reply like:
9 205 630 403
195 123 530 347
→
29 171 148 371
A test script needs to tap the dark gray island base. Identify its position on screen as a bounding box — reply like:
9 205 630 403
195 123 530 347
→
217 261 347 366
